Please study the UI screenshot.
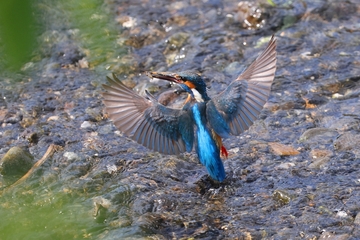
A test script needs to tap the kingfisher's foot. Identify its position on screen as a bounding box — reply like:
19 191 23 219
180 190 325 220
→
221 146 228 158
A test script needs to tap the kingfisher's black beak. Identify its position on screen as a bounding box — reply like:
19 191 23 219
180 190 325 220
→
146 71 184 84
146 71 194 99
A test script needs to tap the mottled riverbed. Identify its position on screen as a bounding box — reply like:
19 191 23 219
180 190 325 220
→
1 0 360 239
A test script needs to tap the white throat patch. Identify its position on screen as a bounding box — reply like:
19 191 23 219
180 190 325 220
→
191 88 204 102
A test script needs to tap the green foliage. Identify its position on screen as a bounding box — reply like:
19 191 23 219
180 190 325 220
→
0 0 40 70
267 0 276 6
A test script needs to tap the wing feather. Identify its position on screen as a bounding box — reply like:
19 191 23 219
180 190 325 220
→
234 115 245 134
146 124 156 150
237 35 277 83
207 35 277 136
153 128 160 151
102 74 193 155
133 117 149 140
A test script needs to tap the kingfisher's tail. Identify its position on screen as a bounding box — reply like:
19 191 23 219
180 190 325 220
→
203 154 225 182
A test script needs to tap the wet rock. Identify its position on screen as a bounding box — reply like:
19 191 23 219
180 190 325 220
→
0 108 7 123
302 92 328 109
80 121 93 129
341 84 360 100
354 212 360 225
319 232 350 240
310 149 332 159
52 40 85 68
38 136 65 147
132 195 155 216
299 128 338 144
273 189 293 205
231 1 265 30
134 212 165 233
223 61 242 79
335 211 349 218
63 152 81 162
107 216 132 229
21 128 40 144
112 55 139 75
276 162 295 170
62 161 90 179
93 196 112 218
308 149 333 169
0 146 34 178
20 116 37 128
326 116 360 132
3 109 23 124
47 115 59 121
334 132 360 157
98 124 113 135
78 58 89 69
270 97 306 111
163 32 189 66
313 1 357 21
85 107 103 122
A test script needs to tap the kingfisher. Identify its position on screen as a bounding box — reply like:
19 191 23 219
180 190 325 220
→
102 35 277 182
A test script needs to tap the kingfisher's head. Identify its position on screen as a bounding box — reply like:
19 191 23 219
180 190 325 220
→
147 71 210 102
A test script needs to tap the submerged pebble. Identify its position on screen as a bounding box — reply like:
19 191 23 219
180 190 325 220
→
0 146 34 184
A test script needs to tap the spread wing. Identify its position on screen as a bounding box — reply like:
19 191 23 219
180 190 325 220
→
102 74 194 155
207 35 277 136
